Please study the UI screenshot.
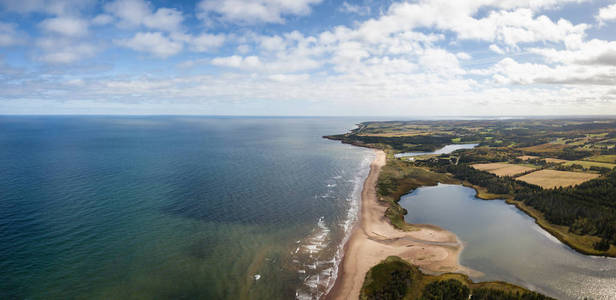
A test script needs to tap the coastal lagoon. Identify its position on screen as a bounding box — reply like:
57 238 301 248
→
400 183 616 300
394 143 478 158
0 116 373 299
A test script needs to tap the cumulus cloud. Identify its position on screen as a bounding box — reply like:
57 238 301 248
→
0 22 23 46
189 33 226 52
36 37 97 63
39 17 88 37
489 44 505 54
339 2 371 16
197 0 323 24
211 55 261 68
486 57 616 86
2 0 616 114
0 0 96 16
597 4 616 24
104 0 184 32
355 2 588 48
118 32 183 58
92 14 113 26
530 39 616 66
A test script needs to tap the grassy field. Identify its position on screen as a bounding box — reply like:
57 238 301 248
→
516 170 600 189
562 159 616 169
360 256 552 300
519 143 567 153
471 163 537 177
584 154 616 163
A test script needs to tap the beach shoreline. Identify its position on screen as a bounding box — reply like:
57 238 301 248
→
326 150 478 300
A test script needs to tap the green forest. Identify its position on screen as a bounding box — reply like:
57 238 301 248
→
360 257 552 300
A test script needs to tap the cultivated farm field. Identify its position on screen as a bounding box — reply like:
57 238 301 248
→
472 163 536 177
516 170 600 189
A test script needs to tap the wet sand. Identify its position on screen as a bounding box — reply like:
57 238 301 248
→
327 150 478 300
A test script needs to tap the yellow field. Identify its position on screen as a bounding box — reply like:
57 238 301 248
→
517 155 568 164
517 155 538 160
519 143 567 153
544 158 568 164
516 170 600 189
472 163 536 177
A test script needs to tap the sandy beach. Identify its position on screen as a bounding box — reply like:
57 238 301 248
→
327 150 478 300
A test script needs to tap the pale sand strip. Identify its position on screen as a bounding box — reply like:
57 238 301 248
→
327 150 479 300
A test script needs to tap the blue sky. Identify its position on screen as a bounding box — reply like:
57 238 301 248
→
1 0 616 115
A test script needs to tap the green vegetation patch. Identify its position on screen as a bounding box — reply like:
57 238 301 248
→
360 257 553 300
421 279 469 300
585 154 616 163
563 160 616 169
360 256 417 300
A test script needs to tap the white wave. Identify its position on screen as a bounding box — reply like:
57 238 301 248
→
321 152 373 297
294 151 374 299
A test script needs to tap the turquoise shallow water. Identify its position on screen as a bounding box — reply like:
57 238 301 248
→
400 183 616 300
0 116 372 299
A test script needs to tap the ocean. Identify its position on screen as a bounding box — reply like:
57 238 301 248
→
0 116 373 299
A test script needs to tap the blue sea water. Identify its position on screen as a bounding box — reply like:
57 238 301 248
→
0 116 373 299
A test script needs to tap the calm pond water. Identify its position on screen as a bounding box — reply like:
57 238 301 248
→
400 183 616 300
394 144 478 158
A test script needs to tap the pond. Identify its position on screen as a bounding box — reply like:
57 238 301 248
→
394 144 478 158
399 183 616 300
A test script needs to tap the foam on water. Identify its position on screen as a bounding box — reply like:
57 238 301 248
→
294 152 373 299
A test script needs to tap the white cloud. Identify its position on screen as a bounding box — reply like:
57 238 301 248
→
0 0 96 16
142 8 184 32
597 4 616 25
36 37 97 63
190 33 226 52
92 14 113 26
0 22 23 46
104 0 184 32
456 52 471 60
104 0 150 26
197 0 323 24
489 44 505 54
487 57 616 86
339 2 371 16
211 55 261 68
104 1 222 57
268 73 310 83
354 2 588 47
118 32 183 58
39 17 88 37
530 39 616 66
419 48 464 76
3 0 616 115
